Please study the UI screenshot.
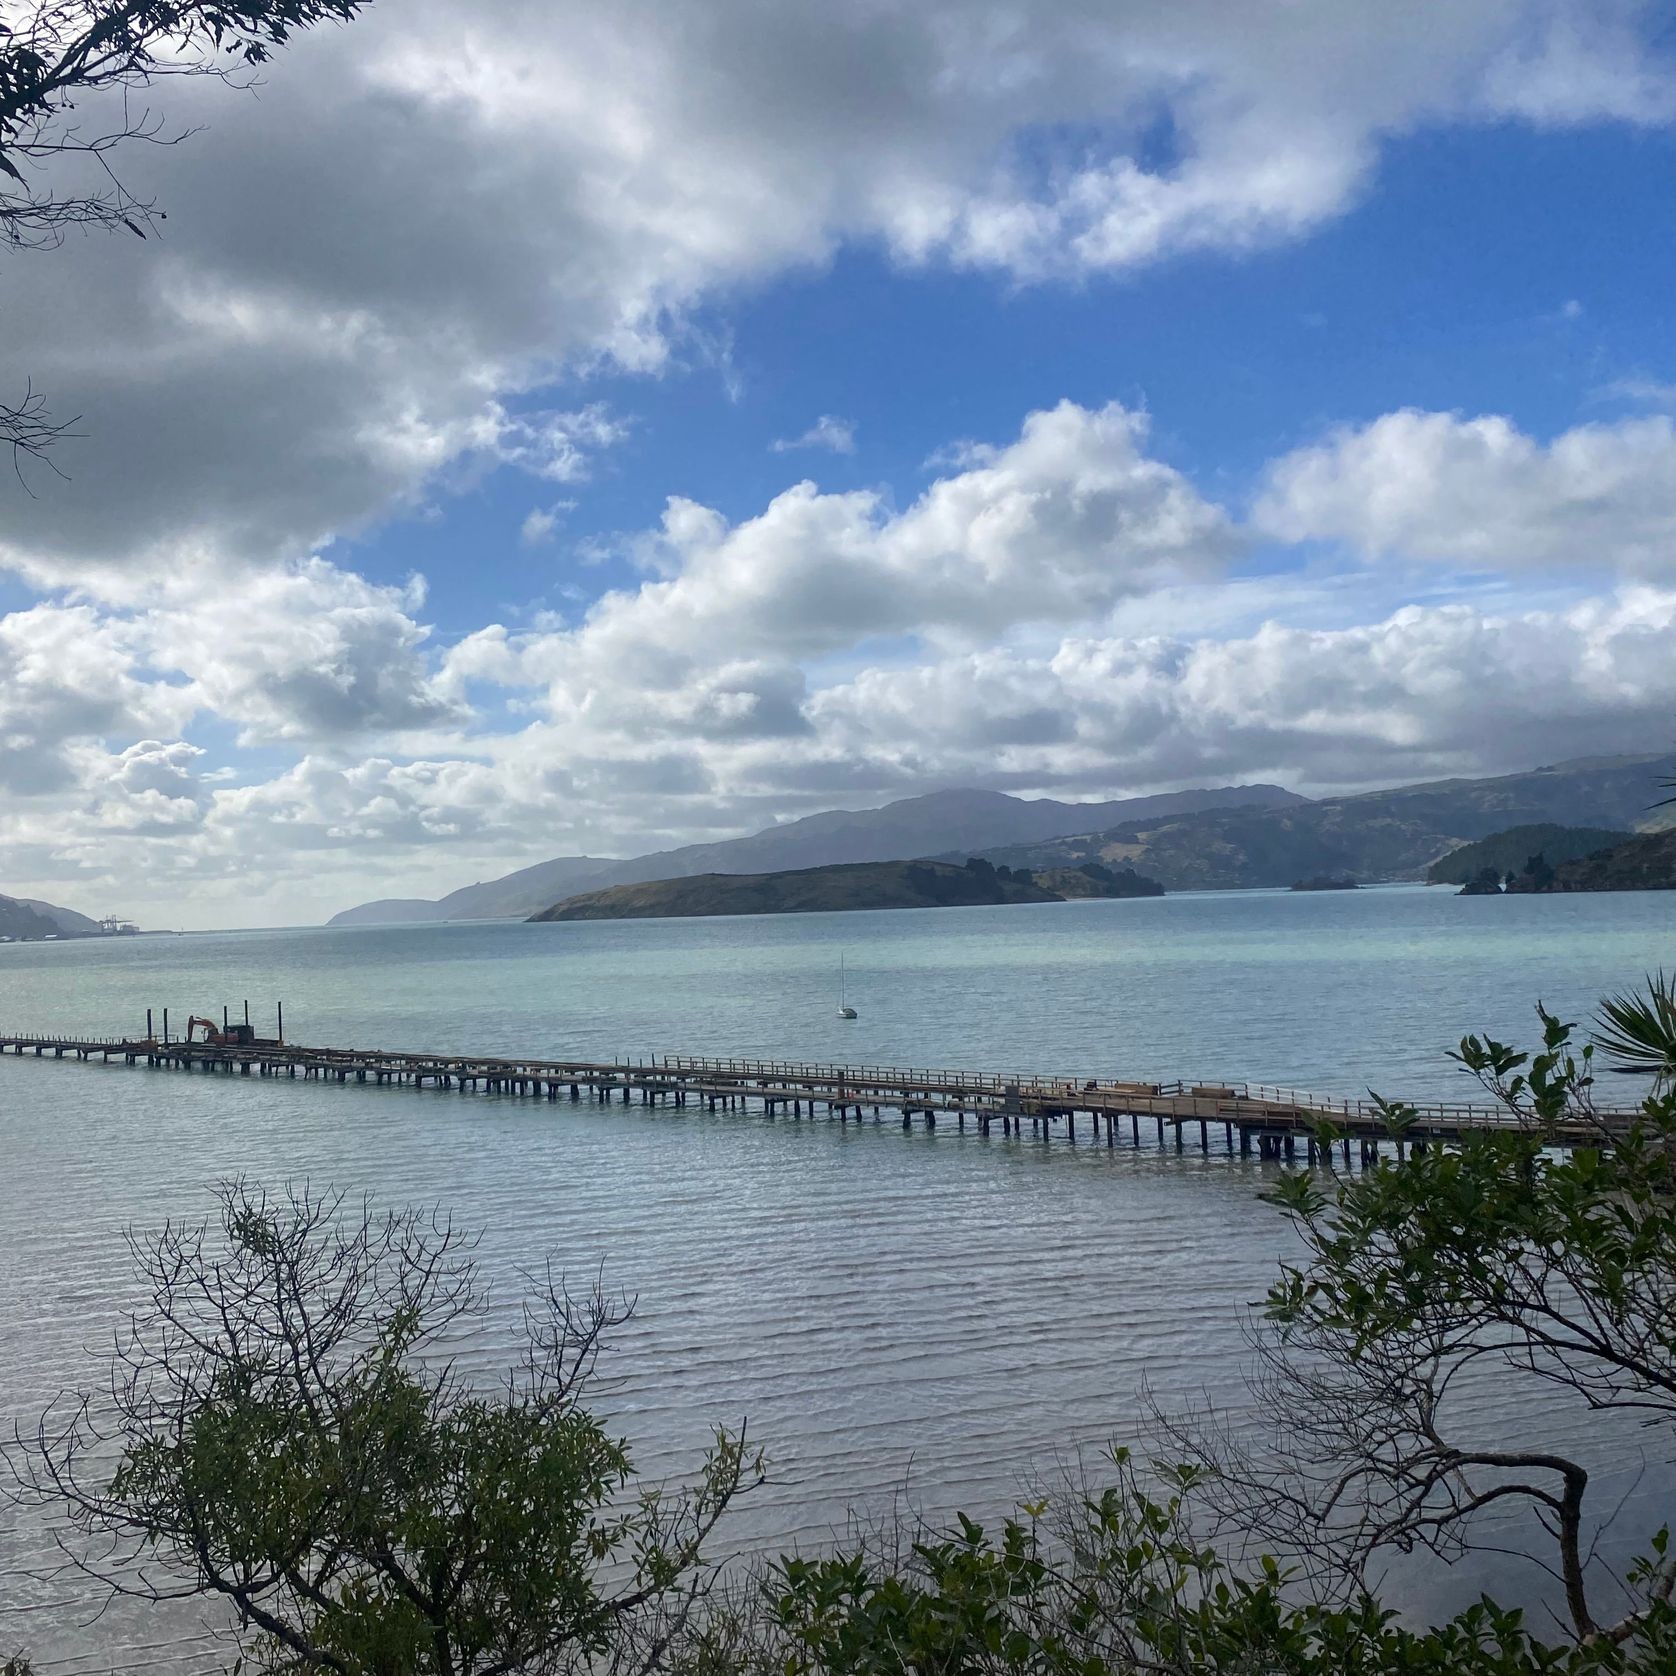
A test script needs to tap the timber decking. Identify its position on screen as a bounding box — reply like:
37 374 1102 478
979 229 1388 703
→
0 1029 1643 1164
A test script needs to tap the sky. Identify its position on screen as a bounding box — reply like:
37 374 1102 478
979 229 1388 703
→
4 0 1676 929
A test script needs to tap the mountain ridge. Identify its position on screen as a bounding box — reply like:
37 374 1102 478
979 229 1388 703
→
0 893 103 940
954 753 1676 892
328 783 1299 925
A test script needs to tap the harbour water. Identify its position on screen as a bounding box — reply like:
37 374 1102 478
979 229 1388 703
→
3 885 1674 1668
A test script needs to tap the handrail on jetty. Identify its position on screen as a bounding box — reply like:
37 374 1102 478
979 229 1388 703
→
0 1028 1643 1167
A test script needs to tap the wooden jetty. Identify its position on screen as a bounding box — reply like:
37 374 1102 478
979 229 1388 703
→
0 1026 1644 1166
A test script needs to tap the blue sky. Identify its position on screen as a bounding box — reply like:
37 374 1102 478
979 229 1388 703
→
3 0 1676 926
349 115 1676 633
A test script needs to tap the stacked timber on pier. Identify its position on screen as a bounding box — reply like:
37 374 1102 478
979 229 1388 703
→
0 1030 1643 1164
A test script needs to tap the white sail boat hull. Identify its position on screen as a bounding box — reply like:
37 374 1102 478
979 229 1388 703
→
838 954 858 1018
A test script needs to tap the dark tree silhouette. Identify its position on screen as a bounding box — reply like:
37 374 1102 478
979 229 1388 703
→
1 0 368 475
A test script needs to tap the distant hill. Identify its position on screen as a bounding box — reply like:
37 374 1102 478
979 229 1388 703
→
0 893 102 940
529 857 1163 922
960 753 1676 891
16 897 103 936
1507 827 1676 894
327 898 448 927
1426 824 1630 885
329 858 624 926
0 894 63 940
330 783 1297 924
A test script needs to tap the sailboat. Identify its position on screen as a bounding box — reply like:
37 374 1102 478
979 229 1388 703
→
838 953 858 1019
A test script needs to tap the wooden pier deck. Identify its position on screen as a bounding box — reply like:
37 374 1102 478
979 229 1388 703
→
0 1028 1642 1165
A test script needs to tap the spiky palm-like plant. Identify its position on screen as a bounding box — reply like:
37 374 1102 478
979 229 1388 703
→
1595 970 1676 1090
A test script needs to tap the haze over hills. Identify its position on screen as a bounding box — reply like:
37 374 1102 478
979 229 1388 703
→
0 894 103 940
328 784 1300 925
958 753 1676 892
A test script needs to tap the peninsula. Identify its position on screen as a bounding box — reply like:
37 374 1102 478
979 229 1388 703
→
1506 826 1676 893
529 858 1162 922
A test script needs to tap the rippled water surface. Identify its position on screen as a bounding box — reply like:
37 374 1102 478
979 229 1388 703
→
3 887 1674 1668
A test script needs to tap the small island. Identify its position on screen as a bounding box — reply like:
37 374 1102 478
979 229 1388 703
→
1290 875 1358 892
1458 870 1504 896
530 856 1163 922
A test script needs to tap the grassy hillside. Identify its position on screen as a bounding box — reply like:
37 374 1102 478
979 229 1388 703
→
530 858 1161 922
1426 824 1629 884
1507 827 1676 893
962 753 1676 891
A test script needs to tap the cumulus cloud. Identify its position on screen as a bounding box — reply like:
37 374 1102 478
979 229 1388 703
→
551 401 1230 666
1256 409 1676 575
808 587 1676 790
93 741 211 836
1 0 1671 590
57 583 1672 926
6 378 1676 927
142 560 464 744
771 416 857 455
0 607 191 794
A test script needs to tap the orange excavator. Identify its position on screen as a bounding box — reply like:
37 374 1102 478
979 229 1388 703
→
185 1015 259 1047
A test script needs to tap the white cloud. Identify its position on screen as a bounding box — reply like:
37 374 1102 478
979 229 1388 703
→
580 400 1232 657
490 404 629 483
38 581 1661 928
1481 5 1676 125
142 560 464 744
93 741 211 836
0 607 192 794
6 385 1675 925
771 416 857 455
519 503 575 546
1596 374 1676 409
808 586 1676 791
1 1 1672 591
1256 409 1676 575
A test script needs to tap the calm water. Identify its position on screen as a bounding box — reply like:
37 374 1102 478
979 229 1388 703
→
3 886 1674 1669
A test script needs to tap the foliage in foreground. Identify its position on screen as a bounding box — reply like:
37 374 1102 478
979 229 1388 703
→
6 1182 759 1676
7 984 1676 1673
692 1486 1675 1674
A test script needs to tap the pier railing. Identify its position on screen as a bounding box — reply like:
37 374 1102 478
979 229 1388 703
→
1 1029 1645 1148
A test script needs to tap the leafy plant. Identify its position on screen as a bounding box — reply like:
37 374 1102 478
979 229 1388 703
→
7 1181 760 1676
1594 970 1676 1091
